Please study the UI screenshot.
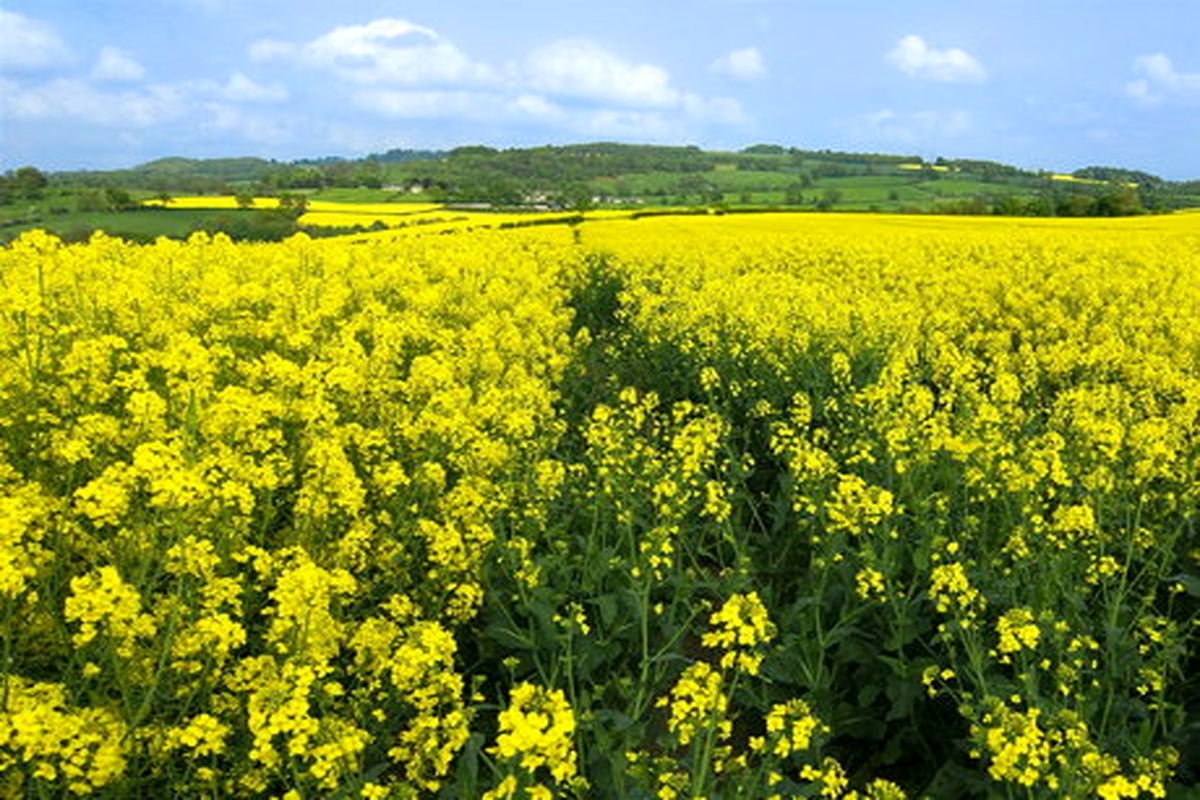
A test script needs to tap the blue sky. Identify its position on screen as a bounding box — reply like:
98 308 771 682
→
2 0 1198 177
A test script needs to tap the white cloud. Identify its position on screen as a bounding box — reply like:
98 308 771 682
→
525 39 680 107
511 93 565 121
205 103 291 143
92 47 146 82
252 18 496 86
0 10 71 70
861 108 972 143
356 86 738 144
251 19 746 136
0 68 287 130
887 35 985 83
0 78 187 126
360 89 628 129
1126 54 1200 104
216 72 288 103
576 109 675 139
357 89 505 120
711 47 765 79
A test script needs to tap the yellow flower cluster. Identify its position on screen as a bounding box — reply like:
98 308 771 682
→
824 474 896 535
64 566 157 657
702 591 776 674
928 562 984 620
854 567 887 602
970 698 1178 797
0 483 52 599
659 661 728 746
0 678 126 795
760 699 827 758
995 607 1041 659
488 683 578 795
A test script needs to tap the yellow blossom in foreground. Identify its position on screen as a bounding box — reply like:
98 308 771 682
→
995 607 1041 658
659 662 729 746
492 683 579 785
702 591 776 674
762 699 827 757
64 565 156 657
0 677 127 794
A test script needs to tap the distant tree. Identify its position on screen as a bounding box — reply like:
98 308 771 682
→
816 188 843 210
742 144 786 155
994 195 1030 216
11 166 48 199
276 193 309 218
675 174 714 203
195 210 298 241
449 145 498 158
1073 166 1163 189
1025 193 1055 217
77 189 110 212
1055 193 1097 217
1095 186 1143 216
425 184 448 202
701 185 724 206
104 188 139 211
560 182 595 212
235 192 255 209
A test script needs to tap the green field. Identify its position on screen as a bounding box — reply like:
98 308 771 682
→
0 209 237 243
309 187 423 203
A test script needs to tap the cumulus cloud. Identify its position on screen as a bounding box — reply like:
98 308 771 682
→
0 10 71 70
887 35 985 83
0 78 188 127
861 108 972 143
1126 54 1200 104
511 93 565 121
1 68 288 134
710 47 766 79
205 102 292 143
524 39 680 107
216 72 288 103
4 13 747 157
252 18 496 86
357 89 508 120
92 47 146 82
576 109 676 139
254 18 747 134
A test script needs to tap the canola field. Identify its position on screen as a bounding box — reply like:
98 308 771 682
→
0 212 1197 798
144 196 608 234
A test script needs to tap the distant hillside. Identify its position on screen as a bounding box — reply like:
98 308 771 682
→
52 157 284 193
36 143 1200 214
134 157 279 180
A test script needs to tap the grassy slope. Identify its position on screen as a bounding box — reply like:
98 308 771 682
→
0 209 241 242
309 187 425 203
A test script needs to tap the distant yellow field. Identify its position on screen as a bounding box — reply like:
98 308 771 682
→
1049 173 1138 188
145 196 445 227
